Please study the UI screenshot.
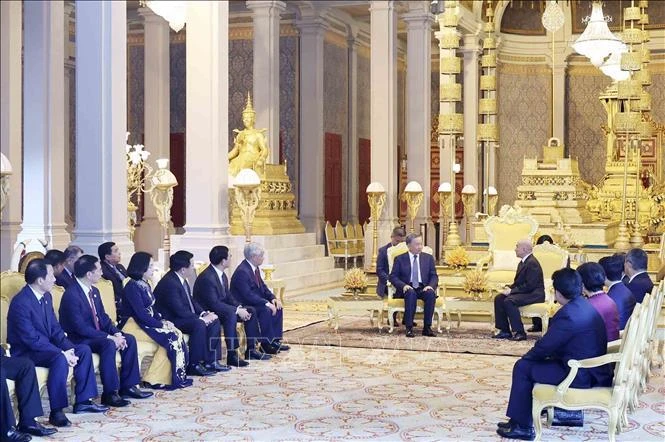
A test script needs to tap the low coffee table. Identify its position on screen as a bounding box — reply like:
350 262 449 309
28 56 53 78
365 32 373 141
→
326 295 384 332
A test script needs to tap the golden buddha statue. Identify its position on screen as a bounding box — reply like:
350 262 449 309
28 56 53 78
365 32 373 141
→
229 93 269 177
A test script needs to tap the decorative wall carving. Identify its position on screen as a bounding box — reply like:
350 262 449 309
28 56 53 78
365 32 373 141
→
280 36 298 187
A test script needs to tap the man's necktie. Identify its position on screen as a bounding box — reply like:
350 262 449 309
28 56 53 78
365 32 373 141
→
411 255 419 286
113 265 126 281
220 274 228 299
88 289 101 330
40 297 49 328
254 268 262 286
183 280 195 313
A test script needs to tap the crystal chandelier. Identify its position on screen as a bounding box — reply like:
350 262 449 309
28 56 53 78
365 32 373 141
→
600 46 630 82
572 1 625 67
144 1 186 32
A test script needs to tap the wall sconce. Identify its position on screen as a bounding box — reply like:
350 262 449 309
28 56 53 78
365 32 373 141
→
366 182 386 272
483 186 498 216
149 158 178 259
402 181 424 233
0 152 13 221
232 168 262 243
461 184 477 245
437 182 452 263
125 132 152 241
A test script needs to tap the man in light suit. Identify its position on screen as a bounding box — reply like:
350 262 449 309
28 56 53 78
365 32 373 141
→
193 245 255 366
55 245 83 289
230 242 289 355
153 250 228 376
497 268 612 440
388 233 438 338
7 259 107 428
623 248 654 303
493 239 545 341
58 255 153 408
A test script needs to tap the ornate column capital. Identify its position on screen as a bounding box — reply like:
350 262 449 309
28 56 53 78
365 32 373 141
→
460 33 482 55
138 6 168 25
295 15 328 35
246 1 286 16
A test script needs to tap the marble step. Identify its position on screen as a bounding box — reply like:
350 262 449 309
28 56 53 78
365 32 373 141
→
280 268 345 294
251 233 318 250
272 257 335 278
266 245 326 264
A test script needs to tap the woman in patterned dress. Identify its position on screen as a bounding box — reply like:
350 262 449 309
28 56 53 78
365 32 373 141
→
119 252 192 389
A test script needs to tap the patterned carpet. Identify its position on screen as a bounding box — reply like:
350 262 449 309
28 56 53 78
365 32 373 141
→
28 303 665 441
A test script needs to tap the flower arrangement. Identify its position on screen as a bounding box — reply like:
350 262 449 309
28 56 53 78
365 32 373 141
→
445 246 470 270
463 269 489 300
344 268 368 298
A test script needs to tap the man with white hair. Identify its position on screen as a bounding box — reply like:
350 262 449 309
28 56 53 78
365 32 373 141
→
493 238 545 341
230 242 289 358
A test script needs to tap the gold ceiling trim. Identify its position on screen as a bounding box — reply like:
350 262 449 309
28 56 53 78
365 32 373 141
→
499 54 547 64
498 62 551 75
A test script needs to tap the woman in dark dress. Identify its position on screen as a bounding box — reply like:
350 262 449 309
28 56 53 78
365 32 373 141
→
119 252 191 389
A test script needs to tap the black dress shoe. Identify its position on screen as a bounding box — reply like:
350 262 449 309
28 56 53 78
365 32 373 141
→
120 385 154 399
101 392 131 407
187 363 215 376
5 428 32 442
205 361 232 372
73 400 109 414
227 353 249 367
48 410 71 427
492 331 513 339
405 328 415 338
17 421 57 437
551 409 584 427
274 342 290 351
527 325 542 332
260 343 279 354
497 419 515 430
496 423 535 441
245 349 271 361
422 327 436 337
511 332 528 341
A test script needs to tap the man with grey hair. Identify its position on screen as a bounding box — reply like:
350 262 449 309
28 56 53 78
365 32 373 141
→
493 238 545 341
388 233 438 337
230 242 289 358
623 248 653 303
55 245 84 289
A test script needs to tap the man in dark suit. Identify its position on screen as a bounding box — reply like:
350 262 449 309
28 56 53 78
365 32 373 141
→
493 239 545 341
623 248 654 303
58 255 153 407
1 355 57 440
376 227 406 298
230 242 289 355
388 233 438 338
599 254 636 330
54 245 83 289
497 268 612 440
7 259 107 428
153 250 229 376
44 249 66 282
194 246 263 366
98 241 128 312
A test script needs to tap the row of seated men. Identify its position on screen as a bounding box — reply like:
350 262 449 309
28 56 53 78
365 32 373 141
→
2 241 288 441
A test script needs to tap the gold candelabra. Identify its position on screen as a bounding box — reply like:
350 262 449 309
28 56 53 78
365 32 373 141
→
232 168 262 243
149 159 178 259
402 181 424 233
630 138 644 248
461 185 477 245
446 139 462 247
125 132 152 240
437 182 452 264
366 182 386 272
0 153 12 222
484 186 498 216
614 134 634 251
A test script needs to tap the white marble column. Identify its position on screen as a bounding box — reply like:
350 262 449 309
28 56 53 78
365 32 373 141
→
347 28 360 223
461 34 480 209
18 0 71 250
403 4 434 233
63 3 74 231
296 15 326 234
73 1 133 259
551 41 568 143
135 7 171 256
0 0 22 269
173 0 230 262
369 0 399 242
246 1 286 165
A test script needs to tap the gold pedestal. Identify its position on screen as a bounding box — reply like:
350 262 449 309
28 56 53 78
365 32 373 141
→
230 164 305 235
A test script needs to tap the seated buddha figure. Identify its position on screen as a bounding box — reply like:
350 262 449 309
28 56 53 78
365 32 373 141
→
228 93 269 177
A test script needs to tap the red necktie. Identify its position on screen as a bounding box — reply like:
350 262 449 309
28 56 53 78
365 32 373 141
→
254 268 261 285
88 289 100 330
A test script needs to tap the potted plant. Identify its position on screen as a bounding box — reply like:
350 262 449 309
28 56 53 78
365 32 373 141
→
343 268 368 299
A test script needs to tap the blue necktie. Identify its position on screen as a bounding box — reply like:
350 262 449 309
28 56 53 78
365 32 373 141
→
411 255 419 286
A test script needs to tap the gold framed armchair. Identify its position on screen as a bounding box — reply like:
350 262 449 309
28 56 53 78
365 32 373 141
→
519 242 569 332
385 243 444 333
476 206 539 286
